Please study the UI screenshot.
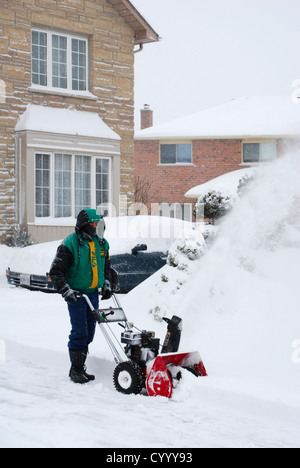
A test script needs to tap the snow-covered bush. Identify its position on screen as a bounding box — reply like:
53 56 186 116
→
237 172 257 197
167 228 206 270
5 223 33 247
194 190 234 222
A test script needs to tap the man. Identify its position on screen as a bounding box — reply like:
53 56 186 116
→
50 209 114 384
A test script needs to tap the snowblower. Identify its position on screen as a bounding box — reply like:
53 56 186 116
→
81 293 207 398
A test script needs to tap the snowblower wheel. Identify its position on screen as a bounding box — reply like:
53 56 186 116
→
113 361 145 395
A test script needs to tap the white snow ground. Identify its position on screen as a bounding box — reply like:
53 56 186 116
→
1 153 300 448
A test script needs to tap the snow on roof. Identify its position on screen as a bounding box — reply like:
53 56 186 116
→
185 168 256 199
135 96 300 140
15 105 121 140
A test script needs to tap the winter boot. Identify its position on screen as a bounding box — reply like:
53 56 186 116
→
82 346 95 381
69 348 90 384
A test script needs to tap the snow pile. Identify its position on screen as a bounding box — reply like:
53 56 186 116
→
167 227 206 268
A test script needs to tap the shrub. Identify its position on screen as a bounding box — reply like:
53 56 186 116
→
194 190 234 222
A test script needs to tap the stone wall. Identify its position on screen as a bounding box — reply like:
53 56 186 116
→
0 0 135 242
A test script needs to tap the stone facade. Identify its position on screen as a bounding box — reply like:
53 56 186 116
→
0 0 151 243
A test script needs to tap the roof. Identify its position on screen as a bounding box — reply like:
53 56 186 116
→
135 96 300 140
109 0 160 45
15 105 121 140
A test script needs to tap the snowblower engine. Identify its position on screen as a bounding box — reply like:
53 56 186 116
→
121 315 182 368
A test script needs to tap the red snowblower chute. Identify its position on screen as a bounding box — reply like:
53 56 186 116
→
82 294 207 399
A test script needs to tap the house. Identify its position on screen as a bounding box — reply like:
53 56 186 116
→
0 0 159 243
134 96 300 220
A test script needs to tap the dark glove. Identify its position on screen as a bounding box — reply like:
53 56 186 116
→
101 280 113 300
61 285 78 303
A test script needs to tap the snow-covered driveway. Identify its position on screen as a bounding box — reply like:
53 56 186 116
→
0 284 300 448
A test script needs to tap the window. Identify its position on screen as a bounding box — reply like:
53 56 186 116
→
54 154 72 217
72 38 87 91
52 35 67 89
35 153 110 219
75 155 91 215
35 154 50 217
32 31 47 86
31 29 88 92
243 142 276 164
96 159 110 214
160 143 192 164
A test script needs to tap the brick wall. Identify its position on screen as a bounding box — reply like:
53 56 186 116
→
0 0 135 242
134 139 244 212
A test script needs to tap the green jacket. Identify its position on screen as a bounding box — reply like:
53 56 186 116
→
62 233 109 293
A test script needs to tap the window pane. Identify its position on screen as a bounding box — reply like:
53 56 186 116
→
54 154 72 217
177 144 192 163
31 30 47 86
71 38 87 91
75 155 91 216
259 142 276 162
243 143 260 163
52 34 67 89
35 154 50 217
161 144 176 164
96 158 110 213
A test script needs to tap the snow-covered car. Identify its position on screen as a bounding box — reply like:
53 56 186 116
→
6 216 192 293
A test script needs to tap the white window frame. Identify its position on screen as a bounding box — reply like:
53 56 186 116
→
34 152 111 220
31 28 89 94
